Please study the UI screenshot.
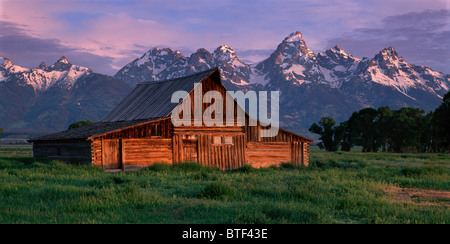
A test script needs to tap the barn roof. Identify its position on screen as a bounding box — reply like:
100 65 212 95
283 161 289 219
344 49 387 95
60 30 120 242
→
28 119 155 142
100 68 219 122
29 68 218 142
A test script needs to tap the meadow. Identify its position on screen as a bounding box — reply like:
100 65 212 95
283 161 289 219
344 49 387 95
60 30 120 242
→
0 145 448 224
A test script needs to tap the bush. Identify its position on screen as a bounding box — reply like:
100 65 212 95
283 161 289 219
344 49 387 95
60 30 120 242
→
280 162 297 169
232 165 255 173
199 182 237 200
68 120 93 130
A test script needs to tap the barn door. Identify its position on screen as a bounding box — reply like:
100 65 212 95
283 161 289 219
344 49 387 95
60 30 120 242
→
182 138 198 162
102 139 122 170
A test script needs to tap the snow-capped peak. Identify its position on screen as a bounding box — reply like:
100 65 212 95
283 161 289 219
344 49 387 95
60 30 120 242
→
379 47 399 57
38 61 48 69
0 56 92 91
213 45 241 64
1 57 13 69
283 31 304 43
330 45 350 58
57 56 70 64
215 45 236 56
0 58 30 74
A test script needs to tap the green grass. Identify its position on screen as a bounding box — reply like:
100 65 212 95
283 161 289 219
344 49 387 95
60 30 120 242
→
0 146 448 224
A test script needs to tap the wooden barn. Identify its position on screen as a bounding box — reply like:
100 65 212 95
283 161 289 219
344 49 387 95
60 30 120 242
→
29 68 313 170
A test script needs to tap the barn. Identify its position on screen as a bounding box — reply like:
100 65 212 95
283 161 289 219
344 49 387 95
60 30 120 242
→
29 68 313 170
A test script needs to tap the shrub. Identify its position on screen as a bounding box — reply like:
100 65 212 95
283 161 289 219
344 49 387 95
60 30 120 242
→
232 165 255 173
199 182 237 200
68 120 93 130
280 162 297 169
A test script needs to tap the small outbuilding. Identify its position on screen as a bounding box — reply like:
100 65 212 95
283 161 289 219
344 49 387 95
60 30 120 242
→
29 68 312 170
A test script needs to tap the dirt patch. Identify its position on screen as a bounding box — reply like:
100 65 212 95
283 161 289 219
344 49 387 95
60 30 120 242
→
387 186 450 207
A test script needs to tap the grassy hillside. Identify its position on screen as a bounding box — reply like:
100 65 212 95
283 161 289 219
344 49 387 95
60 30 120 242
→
0 146 448 224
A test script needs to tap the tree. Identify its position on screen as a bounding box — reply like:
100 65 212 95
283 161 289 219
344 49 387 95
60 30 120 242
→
309 117 343 152
389 107 426 153
432 91 450 152
376 107 393 152
337 120 353 152
347 108 380 152
68 120 93 130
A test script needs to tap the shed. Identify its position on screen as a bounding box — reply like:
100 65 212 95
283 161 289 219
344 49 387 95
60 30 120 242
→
29 68 313 170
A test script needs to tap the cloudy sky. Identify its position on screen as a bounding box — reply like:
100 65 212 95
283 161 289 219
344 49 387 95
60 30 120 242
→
0 0 449 75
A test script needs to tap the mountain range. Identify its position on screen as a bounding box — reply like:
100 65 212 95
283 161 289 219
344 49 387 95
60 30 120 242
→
113 31 450 136
1 31 449 138
0 56 132 132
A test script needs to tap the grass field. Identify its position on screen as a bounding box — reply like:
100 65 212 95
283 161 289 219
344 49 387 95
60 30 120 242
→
0 145 448 224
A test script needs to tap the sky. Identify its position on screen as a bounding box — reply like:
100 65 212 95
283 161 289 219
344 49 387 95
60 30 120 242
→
0 0 449 75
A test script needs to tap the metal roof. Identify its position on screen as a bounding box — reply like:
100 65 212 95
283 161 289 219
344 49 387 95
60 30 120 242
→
100 68 218 122
28 119 155 142
29 68 219 142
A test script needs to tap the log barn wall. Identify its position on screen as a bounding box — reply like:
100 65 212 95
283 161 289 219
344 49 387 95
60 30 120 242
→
89 119 173 169
33 140 92 165
123 139 172 169
246 142 291 168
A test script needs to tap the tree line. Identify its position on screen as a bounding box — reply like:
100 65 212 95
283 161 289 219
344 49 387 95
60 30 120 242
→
309 92 450 153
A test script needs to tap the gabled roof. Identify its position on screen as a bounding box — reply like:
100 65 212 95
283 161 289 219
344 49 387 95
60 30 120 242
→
29 68 219 142
28 119 155 142
101 68 219 122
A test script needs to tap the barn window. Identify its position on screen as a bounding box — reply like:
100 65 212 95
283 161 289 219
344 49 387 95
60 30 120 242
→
213 136 222 145
151 124 161 136
57 148 61 156
183 135 197 140
213 136 233 145
224 136 233 144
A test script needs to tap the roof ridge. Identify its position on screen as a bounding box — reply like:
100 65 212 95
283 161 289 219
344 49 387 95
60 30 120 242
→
139 67 217 85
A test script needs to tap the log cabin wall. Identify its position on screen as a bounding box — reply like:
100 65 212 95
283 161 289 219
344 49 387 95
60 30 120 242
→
96 118 172 140
122 139 172 170
246 142 291 168
33 140 92 165
244 121 311 167
90 118 173 168
172 126 246 170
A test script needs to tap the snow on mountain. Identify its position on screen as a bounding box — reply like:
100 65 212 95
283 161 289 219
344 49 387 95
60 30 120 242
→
0 56 92 91
115 47 187 84
361 47 450 98
316 45 362 88
114 31 449 100
113 30 449 136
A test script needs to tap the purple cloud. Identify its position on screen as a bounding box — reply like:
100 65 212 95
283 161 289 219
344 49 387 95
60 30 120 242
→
327 9 450 73
0 21 117 75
